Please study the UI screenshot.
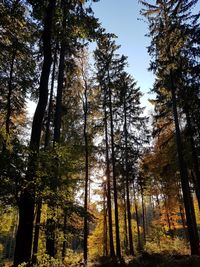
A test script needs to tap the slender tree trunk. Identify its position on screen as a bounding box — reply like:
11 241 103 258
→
83 76 89 266
104 98 115 257
170 71 200 255
14 1 56 265
133 186 142 251
32 200 42 264
45 46 58 147
62 213 67 261
141 186 146 244
53 32 66 144
123 94 134 255
103 182 108 256
108 82 121 258
123 180 128 254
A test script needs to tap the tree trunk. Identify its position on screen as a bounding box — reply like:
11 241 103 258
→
103 182 108 256
123 93 134 255
133 185 142 251
45 46 58 147
32 200 42 264
83 73 89 265
14 1 56 265
170 71 200 255
123 180 128 254
62 213 67 261
53 1 66 145
32 45 58 265
104 97 115 257
141 186 146 244
108 81 121 258
46 2 66 256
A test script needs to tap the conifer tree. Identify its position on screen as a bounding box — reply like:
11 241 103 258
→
140 0 200 255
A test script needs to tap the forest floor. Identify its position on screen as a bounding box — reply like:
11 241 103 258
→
2 253 200 266
87 253 200 267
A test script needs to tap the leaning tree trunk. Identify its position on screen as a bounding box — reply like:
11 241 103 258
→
14 1 56 265
170 71 200 255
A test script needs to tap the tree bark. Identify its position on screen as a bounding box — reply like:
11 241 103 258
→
14 1 56 265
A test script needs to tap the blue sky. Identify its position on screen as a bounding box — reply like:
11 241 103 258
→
90 0 200 111
91 0 155 110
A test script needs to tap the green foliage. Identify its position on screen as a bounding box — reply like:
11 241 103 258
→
144 237 189 255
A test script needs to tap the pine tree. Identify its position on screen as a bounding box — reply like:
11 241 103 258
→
140 0 200 255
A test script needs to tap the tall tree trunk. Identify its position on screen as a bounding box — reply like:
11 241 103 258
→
83 74 89 265
46 2 67 256
32 46 58 265
104 97 115 257
170 71 200 255
14 1 56 265
108 83 121 258
53 0 68 144
123 93 134 255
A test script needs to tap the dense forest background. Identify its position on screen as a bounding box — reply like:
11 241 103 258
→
0 0 200 266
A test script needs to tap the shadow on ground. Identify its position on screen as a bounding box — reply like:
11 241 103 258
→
91 252 200 267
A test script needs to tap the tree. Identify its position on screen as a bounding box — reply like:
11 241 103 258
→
140 0 200 255
14 0 56 265
94 34 126 258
